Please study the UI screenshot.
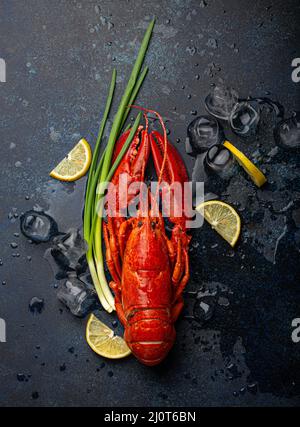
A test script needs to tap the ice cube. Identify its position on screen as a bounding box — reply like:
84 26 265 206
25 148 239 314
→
44 228 88 279
20 210 58 243
274 111 300 150
255 97 284 120
52 228 88 271
57 274 98 317
186 115 224 155
205 84 239 120
229 101 260 136
191 145 236 197
205 144 236 179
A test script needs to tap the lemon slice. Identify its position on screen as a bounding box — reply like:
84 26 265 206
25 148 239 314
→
86 314 131 359
197 200 241 247
50 138 92 182
223 140 267 187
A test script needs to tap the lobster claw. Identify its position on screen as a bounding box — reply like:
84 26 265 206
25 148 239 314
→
149 130 191 235
112 126 149 178
110 126 150 214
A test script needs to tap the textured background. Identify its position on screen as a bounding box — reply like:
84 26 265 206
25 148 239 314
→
0 0 300 407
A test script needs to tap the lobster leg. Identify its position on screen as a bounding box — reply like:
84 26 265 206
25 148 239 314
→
173 249 189 303
172 237 183 286
103 223 121 285
162 233 176 268
107 220 123 278
171 258 188 323
104 223 127 325
118 217 136 259
110 281 127 326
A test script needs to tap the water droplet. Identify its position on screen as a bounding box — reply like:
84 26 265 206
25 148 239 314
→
59 363 66 372
112 320 118 328
17 374 26 382
218 296 230 307
29 297 44 314
247 382 258 394
193 296 216 325
206 38 218 49
186 46 197 56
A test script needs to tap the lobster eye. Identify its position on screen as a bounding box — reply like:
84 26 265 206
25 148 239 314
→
138 221 143 227
151 221 156 230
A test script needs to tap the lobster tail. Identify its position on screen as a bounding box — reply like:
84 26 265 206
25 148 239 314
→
124 309 176 366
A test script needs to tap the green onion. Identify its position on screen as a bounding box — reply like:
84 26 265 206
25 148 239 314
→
84 70 116 239
84 19 155 312
120 66 149 132
99 20 154 186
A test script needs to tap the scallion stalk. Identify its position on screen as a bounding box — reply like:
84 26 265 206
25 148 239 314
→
84 19 155 312
84 70 116 239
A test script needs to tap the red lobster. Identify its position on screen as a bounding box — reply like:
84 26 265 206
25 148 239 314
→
103 109 191 366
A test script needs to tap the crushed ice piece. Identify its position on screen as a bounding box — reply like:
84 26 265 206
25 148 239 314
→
57 274 98 317
44 228 88 279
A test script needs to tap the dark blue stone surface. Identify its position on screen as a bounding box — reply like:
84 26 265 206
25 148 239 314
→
0 0 300 407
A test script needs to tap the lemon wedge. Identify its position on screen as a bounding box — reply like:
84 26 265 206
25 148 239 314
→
197 200 241 247
223 140 267 187
86 314 131 359
50 138 92 182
